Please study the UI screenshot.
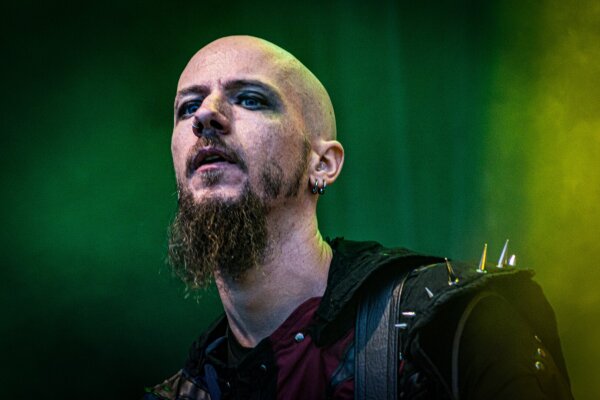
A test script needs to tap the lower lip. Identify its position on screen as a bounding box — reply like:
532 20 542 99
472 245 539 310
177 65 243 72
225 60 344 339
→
196 161 235 172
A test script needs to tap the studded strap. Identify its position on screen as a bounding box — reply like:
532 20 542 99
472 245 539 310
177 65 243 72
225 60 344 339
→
355 270 410 400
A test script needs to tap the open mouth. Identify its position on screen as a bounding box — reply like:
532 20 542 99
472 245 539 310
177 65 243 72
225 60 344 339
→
189 147 237 174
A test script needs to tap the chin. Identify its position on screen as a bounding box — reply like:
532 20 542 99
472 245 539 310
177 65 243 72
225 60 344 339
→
187 169 249 201
189 185 245 205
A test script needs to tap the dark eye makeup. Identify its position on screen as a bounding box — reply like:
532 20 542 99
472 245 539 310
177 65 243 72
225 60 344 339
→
175 80 281 121
235 91 270 110
177 100 202 119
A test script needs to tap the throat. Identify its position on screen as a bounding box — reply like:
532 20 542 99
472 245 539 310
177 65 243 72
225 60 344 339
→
215 239 332 348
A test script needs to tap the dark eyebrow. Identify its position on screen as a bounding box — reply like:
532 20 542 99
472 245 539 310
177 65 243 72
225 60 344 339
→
222 79 280 97
175 79 283 108
174 85 209 106
224 79 283 111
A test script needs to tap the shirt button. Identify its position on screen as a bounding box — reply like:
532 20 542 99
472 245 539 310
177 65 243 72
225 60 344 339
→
294 332 305 342
260 363 267 372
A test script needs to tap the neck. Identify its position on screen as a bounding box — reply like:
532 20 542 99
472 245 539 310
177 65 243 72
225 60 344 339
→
214 203 331 348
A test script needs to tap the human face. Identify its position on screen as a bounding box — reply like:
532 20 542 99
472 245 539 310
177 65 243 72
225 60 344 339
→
172 40 310 205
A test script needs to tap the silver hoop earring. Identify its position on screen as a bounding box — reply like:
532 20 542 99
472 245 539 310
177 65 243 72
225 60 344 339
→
310 178 327 195
318 180 327 195
311 178 319 194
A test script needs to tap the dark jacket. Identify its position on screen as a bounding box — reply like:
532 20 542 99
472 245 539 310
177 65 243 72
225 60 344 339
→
144 239 573 399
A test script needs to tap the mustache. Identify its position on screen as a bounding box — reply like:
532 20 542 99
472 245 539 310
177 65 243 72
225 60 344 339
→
185 134 248 174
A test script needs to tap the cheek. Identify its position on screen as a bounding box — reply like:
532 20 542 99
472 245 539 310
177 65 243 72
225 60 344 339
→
243 122 292 162
248 123 305 172
171 129 190 179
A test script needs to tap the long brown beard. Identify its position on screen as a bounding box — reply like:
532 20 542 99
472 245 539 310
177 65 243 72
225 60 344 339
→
168 136 311 289
167 185 269 289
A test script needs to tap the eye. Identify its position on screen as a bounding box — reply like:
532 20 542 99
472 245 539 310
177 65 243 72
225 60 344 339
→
237 92 268 110
178 100 201 118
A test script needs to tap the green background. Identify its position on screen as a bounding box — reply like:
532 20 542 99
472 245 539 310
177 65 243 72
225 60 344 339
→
2 0 598 398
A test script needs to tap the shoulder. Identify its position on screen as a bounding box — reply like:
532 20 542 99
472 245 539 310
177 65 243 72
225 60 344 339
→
143 315 227 399
397 258 573 398
313 238 444 345
398 258 558 355
143 369 213 400
142 370 183 400
455 293 573 399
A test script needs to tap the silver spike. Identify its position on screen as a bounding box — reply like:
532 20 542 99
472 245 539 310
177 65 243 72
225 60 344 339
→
401 311 416 317
394 323 408 329
497 239 509 268
445 258 459 285
477 243 488 273
508 254 517 267
425 287 434 299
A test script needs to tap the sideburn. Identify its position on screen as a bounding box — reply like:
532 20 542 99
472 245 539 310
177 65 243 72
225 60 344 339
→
168 186 269 289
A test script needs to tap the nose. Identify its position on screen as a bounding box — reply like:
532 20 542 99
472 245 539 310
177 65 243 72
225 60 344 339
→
192 94 230 138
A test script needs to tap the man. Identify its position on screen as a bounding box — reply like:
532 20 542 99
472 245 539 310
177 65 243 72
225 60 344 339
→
145 36 573 399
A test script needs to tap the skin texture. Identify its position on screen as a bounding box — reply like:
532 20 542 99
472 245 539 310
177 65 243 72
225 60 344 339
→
171 36 345 347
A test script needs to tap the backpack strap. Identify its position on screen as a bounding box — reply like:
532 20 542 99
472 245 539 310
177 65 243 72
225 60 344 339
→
354 269 410 400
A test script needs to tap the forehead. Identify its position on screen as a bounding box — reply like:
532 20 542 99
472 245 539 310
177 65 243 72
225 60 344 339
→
177 44 293 90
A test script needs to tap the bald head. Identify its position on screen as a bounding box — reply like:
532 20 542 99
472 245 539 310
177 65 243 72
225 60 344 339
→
178 35 337 141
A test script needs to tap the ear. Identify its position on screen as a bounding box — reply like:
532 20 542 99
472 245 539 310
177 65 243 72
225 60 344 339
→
309 139 344 188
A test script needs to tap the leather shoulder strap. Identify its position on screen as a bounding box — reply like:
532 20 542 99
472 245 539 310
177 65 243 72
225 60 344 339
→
355 270 410 400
